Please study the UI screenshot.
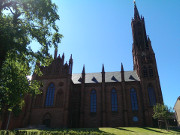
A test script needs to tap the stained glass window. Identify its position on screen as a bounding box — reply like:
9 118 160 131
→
45 83 55 107
143 67 148 77
149 67 154 77
148 87 156 106
111 89 118 112
130 88 138 111
133 116 139 122
90 90 96 112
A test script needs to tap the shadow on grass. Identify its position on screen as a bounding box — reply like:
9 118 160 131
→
170 127 180 132
141 127 166 134
115 127 134 132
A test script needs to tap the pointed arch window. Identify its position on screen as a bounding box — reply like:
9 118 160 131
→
130 88 138 111
148 87 156 106
45 83 55 107
42 113 51 128
111 89 118 112
143 67 148 77
149 66 154 77
90 90 96 112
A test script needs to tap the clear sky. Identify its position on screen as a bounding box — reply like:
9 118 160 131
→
32 0 180 108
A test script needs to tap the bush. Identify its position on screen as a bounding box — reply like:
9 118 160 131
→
0 130 111 135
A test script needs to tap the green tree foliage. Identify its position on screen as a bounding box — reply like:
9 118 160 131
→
0 0 62 129
0 0 63 69
153 103 173 130
0 53 40 115
0 53 43 129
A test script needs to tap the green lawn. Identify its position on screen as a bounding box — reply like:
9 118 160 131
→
100 127 180 135
0 127 180 135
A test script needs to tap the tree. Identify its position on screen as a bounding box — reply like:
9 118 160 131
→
0 53 41 129
0 0 62 129
153 103 173 130
0 0 62 70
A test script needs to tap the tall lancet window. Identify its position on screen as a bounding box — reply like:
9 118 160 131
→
143 66 148 77
90 90 96 112
130 88 138 111
149 66 154 77
111 89 118 112
45 83 55 107
148 86 156 106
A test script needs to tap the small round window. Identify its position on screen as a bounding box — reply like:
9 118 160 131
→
133 116 138 122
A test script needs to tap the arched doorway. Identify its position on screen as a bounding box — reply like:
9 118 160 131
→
42 113 51 128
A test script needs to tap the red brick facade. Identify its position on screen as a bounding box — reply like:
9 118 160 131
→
1 2 163 129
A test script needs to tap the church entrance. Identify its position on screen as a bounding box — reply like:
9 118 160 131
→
43 119 51 128
42 113 51 128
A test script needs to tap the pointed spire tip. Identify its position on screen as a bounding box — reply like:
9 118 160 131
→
102 64 105 73
82 64 85 73
54 47 58 59
134 0 140 20
69 54 73 62
121 63 124 71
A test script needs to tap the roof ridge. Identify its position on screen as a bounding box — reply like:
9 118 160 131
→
72 70 135 74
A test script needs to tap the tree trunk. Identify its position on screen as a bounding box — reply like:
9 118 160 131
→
0 50 6 71
0 41 7 72
158 119 160 129
165 119 168 130
1 110 8 130
6 111 12 130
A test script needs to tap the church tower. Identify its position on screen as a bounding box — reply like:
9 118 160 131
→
131 1 163 126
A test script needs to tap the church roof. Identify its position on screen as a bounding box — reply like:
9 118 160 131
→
174 96 180 110
72 71 140 84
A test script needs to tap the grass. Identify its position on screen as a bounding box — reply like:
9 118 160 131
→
100 127 180 135
0 127 180 135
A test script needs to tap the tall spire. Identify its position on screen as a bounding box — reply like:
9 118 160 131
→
134 0 140 20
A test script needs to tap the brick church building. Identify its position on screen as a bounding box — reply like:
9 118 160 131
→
2 2 163 129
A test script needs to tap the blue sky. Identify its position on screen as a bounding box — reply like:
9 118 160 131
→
32 0 180 108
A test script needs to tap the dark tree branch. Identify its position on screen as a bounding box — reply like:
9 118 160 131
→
8 6 15 15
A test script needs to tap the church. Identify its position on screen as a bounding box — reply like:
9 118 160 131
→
4 2 163 129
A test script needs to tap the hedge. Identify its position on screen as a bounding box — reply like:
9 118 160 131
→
0 130 111 135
